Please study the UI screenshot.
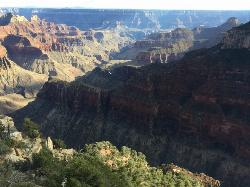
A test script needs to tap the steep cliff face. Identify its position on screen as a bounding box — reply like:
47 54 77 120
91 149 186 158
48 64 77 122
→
0 13 13 26
14 44 250 187
221 22 250 49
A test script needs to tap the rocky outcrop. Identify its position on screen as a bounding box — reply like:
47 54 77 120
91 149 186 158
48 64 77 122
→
221 21 250 49
0 44 47 97
0 44 47 114
116 18 241 64
193 17 241 49
136 49 183 64
163 164 220 187
135 28 194 48
2 34 82 81
0 115 42 162
115 28 193 62
45 137 53 151
133 29 193 63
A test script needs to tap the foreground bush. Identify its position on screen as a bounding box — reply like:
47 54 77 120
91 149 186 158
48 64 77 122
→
30 142 204 187
53 138 67 149
32 148 128 187
84 141 203 187
0 140 11 155
23 118 40 139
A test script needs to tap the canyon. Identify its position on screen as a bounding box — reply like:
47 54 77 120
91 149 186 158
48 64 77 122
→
0 12 242 114
0 13 133 113
13 20 250 186
0 8 250 186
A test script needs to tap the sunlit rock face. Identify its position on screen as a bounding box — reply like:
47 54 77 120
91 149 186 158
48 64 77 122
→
0 44 47 98
0 13 133 80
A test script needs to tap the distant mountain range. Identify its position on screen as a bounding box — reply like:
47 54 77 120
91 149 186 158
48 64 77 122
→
1 8 250 30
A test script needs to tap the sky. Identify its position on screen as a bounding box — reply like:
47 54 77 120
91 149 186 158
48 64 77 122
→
0 0 250 10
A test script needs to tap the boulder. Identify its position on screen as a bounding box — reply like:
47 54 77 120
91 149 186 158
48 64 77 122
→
10 132 23 142
45 137 53 151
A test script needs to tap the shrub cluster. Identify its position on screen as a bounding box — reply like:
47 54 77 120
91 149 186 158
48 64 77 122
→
30 141 203 187
23 118 40 139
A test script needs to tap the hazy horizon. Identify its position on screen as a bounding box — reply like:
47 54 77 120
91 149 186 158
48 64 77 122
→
0 0 250 10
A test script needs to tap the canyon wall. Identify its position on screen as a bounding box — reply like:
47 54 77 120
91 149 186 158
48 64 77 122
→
14 25 250 186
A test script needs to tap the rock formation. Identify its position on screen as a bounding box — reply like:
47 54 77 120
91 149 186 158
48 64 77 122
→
0 115 75 163
115 17 241 64
45 137 53 151
0 13 133 78
0 43 47 114
221 21 250 49
193 17 241 49
0 44 47 97
0 13 134 114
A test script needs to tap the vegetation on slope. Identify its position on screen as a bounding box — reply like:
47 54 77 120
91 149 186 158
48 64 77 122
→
0 117 219 187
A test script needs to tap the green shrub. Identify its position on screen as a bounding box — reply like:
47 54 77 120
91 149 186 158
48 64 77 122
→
0 161 39 186
23 118 40 139
66 178 82 187
32 148 128 187
83 141 203 187
0 140 205 187
64 154 127 187
1 138 27 150
1 138 15 147
53 138 67 149
13 141 27 149
0 140 11 155
0 138 26 156
0 121 5 139
32 148 55 170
